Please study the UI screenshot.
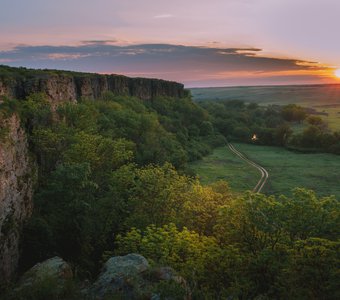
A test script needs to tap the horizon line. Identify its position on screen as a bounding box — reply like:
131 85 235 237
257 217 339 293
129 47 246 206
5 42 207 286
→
187 82 340 89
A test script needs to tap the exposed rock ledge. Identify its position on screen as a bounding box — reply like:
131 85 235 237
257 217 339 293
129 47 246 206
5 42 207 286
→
0 66 187 103
0 114 35 283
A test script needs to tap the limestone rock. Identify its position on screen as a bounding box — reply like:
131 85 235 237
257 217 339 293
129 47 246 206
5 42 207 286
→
90 253 149 298
0 114 35 283
9 256 73 299
17 256 73 288
89 254 190 300
0 66 186 103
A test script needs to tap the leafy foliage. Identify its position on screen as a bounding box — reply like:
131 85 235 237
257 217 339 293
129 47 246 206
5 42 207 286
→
117 189 339 299
6 92 223 274
1 91 338 299
199 99 340 154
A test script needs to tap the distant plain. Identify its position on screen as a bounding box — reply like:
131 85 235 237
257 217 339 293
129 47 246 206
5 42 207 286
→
190 84 340 198
191 84 340 130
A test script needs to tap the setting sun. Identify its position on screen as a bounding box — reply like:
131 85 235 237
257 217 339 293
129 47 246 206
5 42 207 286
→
335 69 340 78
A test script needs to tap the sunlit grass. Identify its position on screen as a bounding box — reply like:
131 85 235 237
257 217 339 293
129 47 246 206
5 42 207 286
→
189 146 259 191
191 143 340 198
319 107 340 131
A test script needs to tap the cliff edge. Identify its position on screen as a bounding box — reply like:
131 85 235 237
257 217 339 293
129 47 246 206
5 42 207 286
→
0 65 187 103
0 65 187 284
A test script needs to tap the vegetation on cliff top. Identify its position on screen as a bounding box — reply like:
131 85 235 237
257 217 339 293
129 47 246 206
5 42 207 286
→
0 64 184 84
1 88 339 299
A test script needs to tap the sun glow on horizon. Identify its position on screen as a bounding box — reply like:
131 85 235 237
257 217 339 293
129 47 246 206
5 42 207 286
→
335 69 340 79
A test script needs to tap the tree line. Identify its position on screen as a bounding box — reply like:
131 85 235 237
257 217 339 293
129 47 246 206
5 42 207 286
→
199 100 340 154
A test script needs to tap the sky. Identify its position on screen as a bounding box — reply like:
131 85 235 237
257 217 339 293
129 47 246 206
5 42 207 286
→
0 0 339 87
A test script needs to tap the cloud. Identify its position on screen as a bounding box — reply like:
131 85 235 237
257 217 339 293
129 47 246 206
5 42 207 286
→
153 14 174 19
0 43 333 87
0 58 14 63
80 40 118 45
47 53 93 60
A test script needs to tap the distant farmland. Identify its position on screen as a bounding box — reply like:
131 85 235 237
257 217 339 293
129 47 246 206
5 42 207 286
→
191 84 340 105
191 84 340 130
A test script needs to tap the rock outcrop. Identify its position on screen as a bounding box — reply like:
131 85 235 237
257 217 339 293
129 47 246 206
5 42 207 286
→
0 113 35 283
90 254 149 298
7 257 73 299
0 66 187 103
15 256 73 289
7 254 189 299
89 254 190 299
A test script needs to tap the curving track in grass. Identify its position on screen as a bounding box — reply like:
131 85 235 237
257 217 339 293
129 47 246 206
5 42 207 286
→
227 143 269 193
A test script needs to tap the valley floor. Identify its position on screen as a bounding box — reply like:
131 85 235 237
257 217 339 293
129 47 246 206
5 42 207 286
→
190 143 340 198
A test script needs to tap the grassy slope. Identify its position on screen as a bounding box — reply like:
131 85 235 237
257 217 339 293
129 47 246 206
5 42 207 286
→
190 143 340 198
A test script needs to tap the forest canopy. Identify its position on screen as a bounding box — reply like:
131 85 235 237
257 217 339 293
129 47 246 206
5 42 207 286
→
1 93 339 299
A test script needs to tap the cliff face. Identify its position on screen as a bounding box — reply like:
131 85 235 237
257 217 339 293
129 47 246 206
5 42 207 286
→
0 114 35 283
0 69 186 103
0 66 186 283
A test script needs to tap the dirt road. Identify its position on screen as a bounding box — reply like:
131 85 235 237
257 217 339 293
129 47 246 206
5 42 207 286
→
227 143 269 193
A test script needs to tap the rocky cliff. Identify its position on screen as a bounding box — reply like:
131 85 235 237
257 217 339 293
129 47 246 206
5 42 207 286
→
0 66 187 103
0 113 35 283
0 65 187 283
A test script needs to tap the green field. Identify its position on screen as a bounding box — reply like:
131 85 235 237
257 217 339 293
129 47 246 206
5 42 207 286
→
190 143 340 198
191 84 340 131
191 84 340 105
316 105 340 131
189 146 259 191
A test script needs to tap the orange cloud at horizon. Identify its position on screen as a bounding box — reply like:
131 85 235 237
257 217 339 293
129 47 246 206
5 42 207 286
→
0 42 338 87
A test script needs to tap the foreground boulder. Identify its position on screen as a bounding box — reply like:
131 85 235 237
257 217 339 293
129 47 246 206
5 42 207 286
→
90 253 149 298
13 256 73 296
89 253 190 299
7 254 189 299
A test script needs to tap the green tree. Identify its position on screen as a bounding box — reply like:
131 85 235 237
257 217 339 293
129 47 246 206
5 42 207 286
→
215 192 285 253
283 238 340 300
109 163 192 229
31 126 70 176
20 93 53 131
57 102 99 133
115 224 238 296
300 125 322 148
280 188 339 241
275 123 293 146
281 104 307 123
34 163 98 268
177 180 231 235
63 132 135 182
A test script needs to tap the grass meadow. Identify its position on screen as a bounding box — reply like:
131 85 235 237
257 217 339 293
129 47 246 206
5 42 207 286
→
190 143 340 198
189 146 259 191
